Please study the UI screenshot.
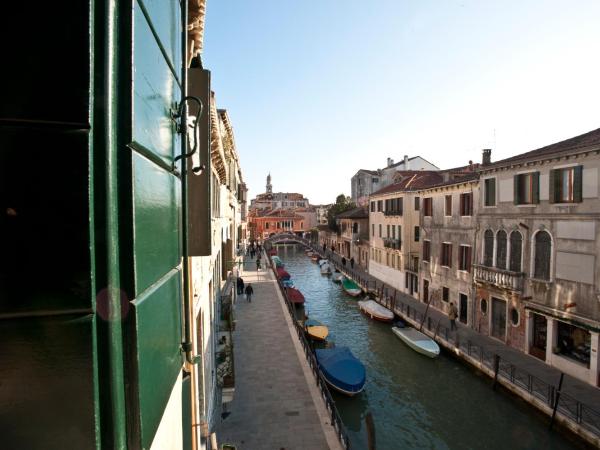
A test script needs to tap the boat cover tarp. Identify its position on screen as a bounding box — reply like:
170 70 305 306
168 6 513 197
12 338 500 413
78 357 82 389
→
342 278 360 291
287 287 305 304
358 300 394 320
282 279 294 288
315 347 365 393
268 249 277 256
276 268 291 280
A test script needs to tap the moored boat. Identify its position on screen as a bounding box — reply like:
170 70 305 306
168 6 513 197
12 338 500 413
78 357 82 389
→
391 327 440 358
320 263 332 275
358 300 394 323
276 267 291 280
282 279 295 289
341 278 362 297
332 271 344 283
271 255 284 268
310 255 319 262
305 318 329 341
286 287 305 306
315 347 366 396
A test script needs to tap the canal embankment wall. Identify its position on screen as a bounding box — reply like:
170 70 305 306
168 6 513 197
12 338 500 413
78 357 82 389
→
311 244 600 449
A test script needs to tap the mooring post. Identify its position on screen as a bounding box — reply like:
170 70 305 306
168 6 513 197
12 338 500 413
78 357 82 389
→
493 354 500 390
549 372 565 431
365 411 376 450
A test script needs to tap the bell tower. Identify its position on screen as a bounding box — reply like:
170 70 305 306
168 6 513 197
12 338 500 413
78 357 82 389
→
266 173 272 194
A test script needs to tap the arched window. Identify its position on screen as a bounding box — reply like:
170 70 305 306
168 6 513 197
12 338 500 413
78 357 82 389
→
534 231 552 280
484 230 494 266
496 230 507 269
352 222 358 233
509 231 522 272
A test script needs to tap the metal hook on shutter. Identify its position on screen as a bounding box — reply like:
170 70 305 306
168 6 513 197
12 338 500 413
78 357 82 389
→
172 96 205 174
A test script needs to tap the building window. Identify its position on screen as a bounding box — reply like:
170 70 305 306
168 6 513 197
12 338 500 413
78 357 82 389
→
265 222 269 230
459 193 473 216
459 245 471 272
483 229 494 267
379 224 382 237
371 201 375 212
496 230 507 269
445 195 452 216
481 298 488 315
557 321 591 367
414 226 420 242
386 224 390 238
372 224 375 237
423 240 431 262
353 222 358 233
534 231 552 280
441 242 452 267
377 200 383 212
551 166 583 203
423 198 433 216
484 178 496 206
442 287 449 302
510 308 519 326
509 231 522 272
372 177 379 183
514 172 540 205
415 197 420 211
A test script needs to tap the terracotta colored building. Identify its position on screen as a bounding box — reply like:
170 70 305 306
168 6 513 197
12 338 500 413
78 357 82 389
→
249 208 310 240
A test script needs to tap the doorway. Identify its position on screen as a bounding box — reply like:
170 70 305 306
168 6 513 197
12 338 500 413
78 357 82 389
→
491 297 506 341
423 279 429 303
530 313 547 360
459 293 468 324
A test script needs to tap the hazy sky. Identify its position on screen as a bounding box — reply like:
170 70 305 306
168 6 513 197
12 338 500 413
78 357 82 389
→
203 0 600 204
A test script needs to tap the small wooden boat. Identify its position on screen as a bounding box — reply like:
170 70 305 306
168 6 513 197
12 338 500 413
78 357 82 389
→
310 255 319 262
268 249 278 256
271 255 284 268
391 327 440 358
341 278 362 297
317 258 328 267
320 263 332 275
286 287 305 305
358 300 394 323
305 318 329 341
315 347 366 396
332 271 344 283
276 268 291 280
282 279 295 289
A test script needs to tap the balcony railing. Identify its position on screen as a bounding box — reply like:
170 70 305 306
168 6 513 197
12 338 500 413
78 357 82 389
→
353 232 369 243
383 238 401 250
474 264 525 292
405 257 419 273
383 209 403 217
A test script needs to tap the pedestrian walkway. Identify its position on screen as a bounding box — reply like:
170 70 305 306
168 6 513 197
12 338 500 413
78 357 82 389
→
315 246 600 444
216 253 343 450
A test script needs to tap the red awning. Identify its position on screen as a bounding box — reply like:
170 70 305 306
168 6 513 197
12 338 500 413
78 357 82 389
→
287 287 305 304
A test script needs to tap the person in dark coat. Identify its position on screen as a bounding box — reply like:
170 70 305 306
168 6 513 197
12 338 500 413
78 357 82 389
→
245 284 254 302
256 256 261 270
341 256 346 267
236 277 244 295
350 257 355 269
331 245 335 252
322 243 326 252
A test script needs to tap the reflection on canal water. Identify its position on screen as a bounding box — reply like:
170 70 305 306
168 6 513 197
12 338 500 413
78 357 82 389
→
275 244 581 450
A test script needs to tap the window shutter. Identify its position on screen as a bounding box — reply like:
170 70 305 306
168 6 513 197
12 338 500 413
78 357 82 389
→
549 169 557 203
513 175 520 204
448 244 453 267
573 165 583 203
490 179 496 206
532 172 540 203
467 246 472 272
399 197 403 215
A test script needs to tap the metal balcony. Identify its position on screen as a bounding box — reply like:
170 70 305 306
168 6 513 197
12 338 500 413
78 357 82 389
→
383 238 401 250
473 264 524 293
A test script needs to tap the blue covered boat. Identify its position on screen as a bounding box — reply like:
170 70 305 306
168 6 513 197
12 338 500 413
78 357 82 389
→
315 347 366 396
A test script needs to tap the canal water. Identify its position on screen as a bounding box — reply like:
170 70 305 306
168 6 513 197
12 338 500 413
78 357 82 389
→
273 244 581 450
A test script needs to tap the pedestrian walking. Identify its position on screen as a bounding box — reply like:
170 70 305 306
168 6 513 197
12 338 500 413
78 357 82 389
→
341 256 346 267
350 257 355 269
245 284 254 302
322 243 326 252
331 245 335 252
237 276 244 295
449 302 458 331
256 256 262 270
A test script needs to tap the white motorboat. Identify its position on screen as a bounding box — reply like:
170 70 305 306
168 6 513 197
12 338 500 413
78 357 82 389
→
332 271 344 283
391 327 440 358
357 300 394 323
318 258 329 267
320 263 332 275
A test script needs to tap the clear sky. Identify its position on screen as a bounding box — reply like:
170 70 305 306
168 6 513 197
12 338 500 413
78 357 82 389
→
203 0 600 205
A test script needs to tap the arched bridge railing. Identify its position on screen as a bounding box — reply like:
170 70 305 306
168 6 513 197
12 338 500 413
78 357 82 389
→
265 232 311 247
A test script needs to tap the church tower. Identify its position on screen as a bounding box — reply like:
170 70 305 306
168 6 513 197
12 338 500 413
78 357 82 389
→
266 173 272 194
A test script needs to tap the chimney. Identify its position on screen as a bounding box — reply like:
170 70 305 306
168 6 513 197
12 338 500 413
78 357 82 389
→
404 154 409 169
482 149 492 166
387 157 394 167
468 160 473 171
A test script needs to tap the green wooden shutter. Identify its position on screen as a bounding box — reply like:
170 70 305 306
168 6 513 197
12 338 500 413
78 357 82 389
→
573 165 583 203
514 175 520 204
532 172 540 203
549 169 557 203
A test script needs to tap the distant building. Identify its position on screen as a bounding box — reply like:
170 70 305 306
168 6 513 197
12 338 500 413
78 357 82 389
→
250 174 310 210
336 206 370 270
314 204 332 225
351 155 439 206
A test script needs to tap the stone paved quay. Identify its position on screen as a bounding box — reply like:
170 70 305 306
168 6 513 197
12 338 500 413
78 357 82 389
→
215 254 343 450
315 246 600 445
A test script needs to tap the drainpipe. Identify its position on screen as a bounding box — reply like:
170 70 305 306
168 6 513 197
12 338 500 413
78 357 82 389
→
471 183 479 330
179 0 201 367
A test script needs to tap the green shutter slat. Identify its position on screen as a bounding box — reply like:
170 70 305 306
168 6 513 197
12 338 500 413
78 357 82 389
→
574 165 583 203
533 172 540 204
514 175 520 205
